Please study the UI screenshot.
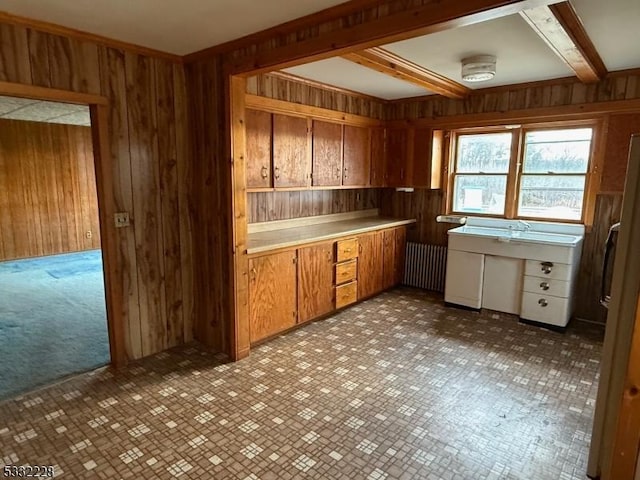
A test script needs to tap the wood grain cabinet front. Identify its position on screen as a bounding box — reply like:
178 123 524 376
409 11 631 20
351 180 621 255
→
336 238 359 262
298 242 335 323
249 250 298 343
336 281 357 308
343 125 371 186
312 120 343 186
245 109 273 189
273 113 310 188
357 230 384 299
335 259 357 285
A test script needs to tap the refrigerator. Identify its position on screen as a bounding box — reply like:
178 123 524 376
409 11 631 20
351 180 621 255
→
588 134 640 478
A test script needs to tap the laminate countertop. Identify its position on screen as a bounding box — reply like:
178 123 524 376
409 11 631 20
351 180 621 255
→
247 214 416 255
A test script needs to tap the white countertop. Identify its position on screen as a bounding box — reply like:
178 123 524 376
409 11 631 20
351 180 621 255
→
247 210 415 254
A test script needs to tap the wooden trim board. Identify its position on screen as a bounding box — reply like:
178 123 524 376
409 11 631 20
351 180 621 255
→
245 94 383 127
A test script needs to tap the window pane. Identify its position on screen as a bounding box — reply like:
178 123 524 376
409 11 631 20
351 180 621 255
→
523 128 592 173
518 175 586 220
453 175 507 214
457 133 512 173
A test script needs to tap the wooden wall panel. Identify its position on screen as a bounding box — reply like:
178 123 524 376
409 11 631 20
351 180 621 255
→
0 119 100 261
602 114 640 192
246 73 385 120
0 21 192 360
185 57 231 354
248 189 380 223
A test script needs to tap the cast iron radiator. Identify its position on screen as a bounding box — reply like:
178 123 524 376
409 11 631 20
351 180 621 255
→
403 242 447 292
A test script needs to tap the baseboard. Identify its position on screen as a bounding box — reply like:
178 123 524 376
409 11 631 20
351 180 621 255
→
519 317 567 333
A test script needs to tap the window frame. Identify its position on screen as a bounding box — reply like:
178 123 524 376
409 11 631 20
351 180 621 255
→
446 119 601 224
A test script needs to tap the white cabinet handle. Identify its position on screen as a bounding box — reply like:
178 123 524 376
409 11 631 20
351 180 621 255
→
540 282 550 291
538 298 548 307
541 261 554 274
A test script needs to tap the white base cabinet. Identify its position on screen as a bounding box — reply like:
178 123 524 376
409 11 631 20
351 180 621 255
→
444 250 484 309
482 256 524 315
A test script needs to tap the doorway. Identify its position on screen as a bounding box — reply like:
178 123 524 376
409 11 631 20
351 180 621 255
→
0 93 115 399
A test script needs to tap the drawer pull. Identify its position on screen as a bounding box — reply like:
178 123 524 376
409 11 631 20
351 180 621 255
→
540 282 550 291
538 298 548 307
260 165 268 179
274 166 280 179
541 261 554 274
344 248 352 253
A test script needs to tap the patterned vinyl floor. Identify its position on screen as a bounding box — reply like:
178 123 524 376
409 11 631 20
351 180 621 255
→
0 288 605 480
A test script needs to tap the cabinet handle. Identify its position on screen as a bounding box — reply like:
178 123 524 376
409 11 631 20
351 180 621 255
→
261 165 268 179
538 298 548 307
344 167 348 179
359 244 363 253
344 248 352 253
336 167 341 178
541 261 553 274
539 282 550 291
274 166 280 179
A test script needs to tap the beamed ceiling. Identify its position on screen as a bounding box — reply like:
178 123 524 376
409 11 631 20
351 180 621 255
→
0 0 638 100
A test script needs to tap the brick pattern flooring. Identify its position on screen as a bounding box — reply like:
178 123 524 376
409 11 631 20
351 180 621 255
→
0 289 604 479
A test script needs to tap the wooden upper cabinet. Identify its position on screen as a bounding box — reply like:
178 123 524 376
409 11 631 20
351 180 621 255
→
385 127 410 187
298 242 335 323
343 125 371 187
412 127 432 188
358 230 384 299
273 114 310 188
370 127 386 187
311 120 342 186
249 250 298 343
246 109 272 189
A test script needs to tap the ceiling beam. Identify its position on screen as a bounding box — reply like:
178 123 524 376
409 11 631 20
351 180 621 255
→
342 47 471 99
520 1 607 83
225 0 565 75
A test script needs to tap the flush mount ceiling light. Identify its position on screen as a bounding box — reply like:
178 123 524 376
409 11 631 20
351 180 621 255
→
461 55 497 82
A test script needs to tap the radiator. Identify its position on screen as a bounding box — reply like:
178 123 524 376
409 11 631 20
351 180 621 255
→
403 242 448 292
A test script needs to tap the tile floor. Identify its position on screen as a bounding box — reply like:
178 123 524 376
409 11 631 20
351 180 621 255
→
0 288 604 479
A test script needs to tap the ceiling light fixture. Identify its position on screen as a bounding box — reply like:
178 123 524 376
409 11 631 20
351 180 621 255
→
461 55 497 82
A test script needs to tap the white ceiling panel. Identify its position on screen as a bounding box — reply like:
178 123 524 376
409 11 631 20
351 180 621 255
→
0 96 90 126
572 0 640 71
0 0 347 55
384 15 573 90
283 57 432 100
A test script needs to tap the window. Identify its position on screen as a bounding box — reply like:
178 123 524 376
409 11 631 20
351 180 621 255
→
449 124 595 222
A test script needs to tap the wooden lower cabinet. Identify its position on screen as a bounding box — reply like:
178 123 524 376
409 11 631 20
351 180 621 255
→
298 242 335 323
249 226 407 344
358 231 384 299
249 250 298 343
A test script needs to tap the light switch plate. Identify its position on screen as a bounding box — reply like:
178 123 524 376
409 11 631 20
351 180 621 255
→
114 212 130 228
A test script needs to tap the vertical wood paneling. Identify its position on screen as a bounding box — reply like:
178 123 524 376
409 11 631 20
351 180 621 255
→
0 119 100 261
173 63 194 344
0 24 31 83
247 189 381 223
47 34 100 94
26 29 51 87
125 52 167 357
97 45 142 359
155 59 184 348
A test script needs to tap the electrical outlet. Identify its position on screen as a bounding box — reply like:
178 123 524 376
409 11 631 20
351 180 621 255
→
114 212 130 228
86 230 92 239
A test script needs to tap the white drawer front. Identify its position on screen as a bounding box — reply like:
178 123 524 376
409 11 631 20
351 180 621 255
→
523 275 571 298
524 260 571 281
521 292 571 327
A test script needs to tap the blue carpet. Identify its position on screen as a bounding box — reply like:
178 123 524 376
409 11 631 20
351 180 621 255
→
0 250 110 400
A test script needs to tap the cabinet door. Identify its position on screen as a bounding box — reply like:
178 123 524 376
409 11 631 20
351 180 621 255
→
249 251 297 343
357 231 384 299
412 127 432 188
382 229 396 290
273 114 309 188
312 120 342 186
245 109 272 188
298 243 335 323
482 256 523 315
385 128 409 187
370 127 386 187
444 250 484 309
394 227 407 285
343 125 371 186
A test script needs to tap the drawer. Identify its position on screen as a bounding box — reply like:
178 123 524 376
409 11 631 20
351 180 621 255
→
336 281 357 308
523 275 571 298
335 259 357 285
336 238 359 262
524 259 571 281
521 292 571 327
